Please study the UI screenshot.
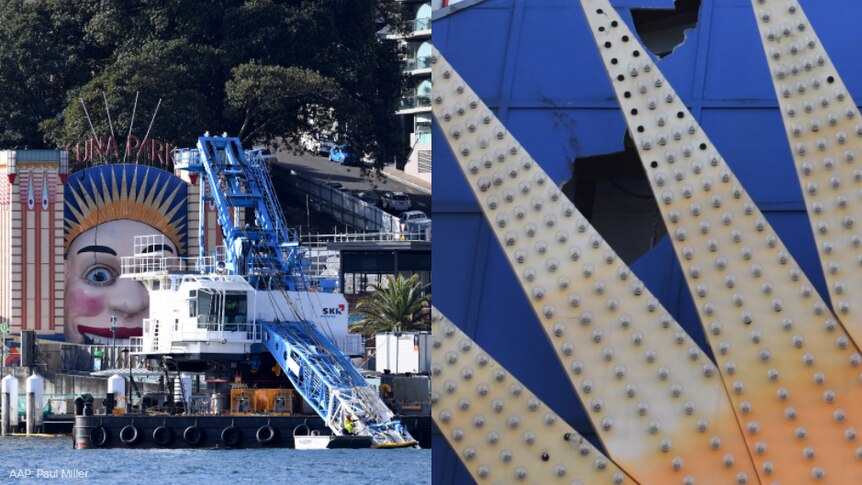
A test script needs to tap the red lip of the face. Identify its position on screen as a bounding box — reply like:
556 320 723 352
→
77 324 142 339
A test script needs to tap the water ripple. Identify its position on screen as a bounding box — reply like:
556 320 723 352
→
0 437 431 484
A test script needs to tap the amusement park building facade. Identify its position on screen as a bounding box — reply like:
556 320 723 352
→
0 149 227 339
0 151 67 335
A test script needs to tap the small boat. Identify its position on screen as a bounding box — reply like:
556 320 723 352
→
292 423 372 450
293 431 331 450
372 440 418 449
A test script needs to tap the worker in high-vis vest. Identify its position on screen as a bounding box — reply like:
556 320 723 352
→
344 415 355 435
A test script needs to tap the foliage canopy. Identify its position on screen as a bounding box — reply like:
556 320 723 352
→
1 0 406 165
352 274 430 334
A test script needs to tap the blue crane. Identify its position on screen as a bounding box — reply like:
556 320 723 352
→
175 135 416 447
176 136 304 290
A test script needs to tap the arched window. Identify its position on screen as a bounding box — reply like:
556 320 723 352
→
417 79 432 96
417 3 432 19
416 80 432 108
417 41 432 69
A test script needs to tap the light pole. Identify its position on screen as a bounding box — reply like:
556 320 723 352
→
122 348 131 405
110 315 117 369
0 321 7 379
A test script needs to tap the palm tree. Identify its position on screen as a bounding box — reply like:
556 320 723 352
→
352 274 430 334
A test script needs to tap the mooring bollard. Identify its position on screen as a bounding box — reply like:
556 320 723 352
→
25 374 43 435
25 392 34 435
1 375 18 436
1 391 9 436
107 374 125 416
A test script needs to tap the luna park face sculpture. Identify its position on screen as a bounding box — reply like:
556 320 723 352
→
63 164 186 344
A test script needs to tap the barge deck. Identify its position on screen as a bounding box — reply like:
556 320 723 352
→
73 414 431 449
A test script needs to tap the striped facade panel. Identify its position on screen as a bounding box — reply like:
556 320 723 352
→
0 165 10 333
186 182 201 258
3 163 63 334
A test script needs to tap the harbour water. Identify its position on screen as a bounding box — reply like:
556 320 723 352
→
0 437 431 484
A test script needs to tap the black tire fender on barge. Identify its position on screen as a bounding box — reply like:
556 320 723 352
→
184 425 204 446
119 424 139 445
221 425 242 447
152 426 175 446
90 426 109 447
256 425 276 444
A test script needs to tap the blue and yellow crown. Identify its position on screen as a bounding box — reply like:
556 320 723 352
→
64 164 187 255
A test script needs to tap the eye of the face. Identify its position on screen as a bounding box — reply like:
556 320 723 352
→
83 265 117 287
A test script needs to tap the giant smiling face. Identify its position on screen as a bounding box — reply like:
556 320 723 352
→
64 219 176 344
63 164 187 343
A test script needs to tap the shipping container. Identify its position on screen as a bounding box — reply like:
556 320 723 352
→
374 332 430 374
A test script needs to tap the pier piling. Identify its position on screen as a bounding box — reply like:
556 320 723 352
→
1 375 18 435
25 375 43 435
1 392 9 436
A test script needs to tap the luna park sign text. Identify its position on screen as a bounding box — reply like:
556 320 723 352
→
70 135 175 166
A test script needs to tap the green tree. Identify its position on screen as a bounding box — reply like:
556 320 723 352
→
225 62 343 146
0 0 93 147
41 39 225 151
352 274 430 334
0 0 407 167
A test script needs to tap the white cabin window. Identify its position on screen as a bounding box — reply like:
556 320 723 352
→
190 289 247 329
197 290 217 328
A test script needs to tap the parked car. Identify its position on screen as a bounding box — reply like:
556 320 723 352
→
400 211 431 240
399 210 428 225
354 191 378 206
404 218 432 241
329 145 358 166
380 192 412 212
317 131 336 157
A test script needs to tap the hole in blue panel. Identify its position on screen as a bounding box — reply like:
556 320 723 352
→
562 132 667 264
632 0 702 58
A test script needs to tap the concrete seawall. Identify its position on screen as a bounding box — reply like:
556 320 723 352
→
3 368 159 414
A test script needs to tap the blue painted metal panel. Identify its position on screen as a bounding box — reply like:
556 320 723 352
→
511 5 613 103
435 5 512 101
700 109 803 204
433 0 859 482
703 4 774 100
805 0 862 99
